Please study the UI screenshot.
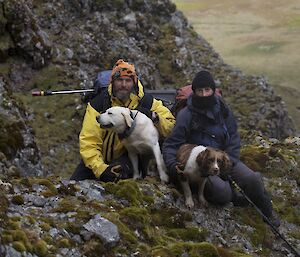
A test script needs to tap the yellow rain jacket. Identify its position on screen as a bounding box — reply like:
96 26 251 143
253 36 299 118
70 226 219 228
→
79 80 175 178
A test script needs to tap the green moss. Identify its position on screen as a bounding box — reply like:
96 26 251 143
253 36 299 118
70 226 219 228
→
12 241 26 252
120 207 150 229
11 195 24 205
41 235 53 245
240 145 269 172
104 180 144 206
53 198 77 213
10 229 32 250
217 247 251 257
15 67 83 177
151 205 192 228
75 209 93 222
10 216 21 222
231 208 270 248
0 190 9 226
94 0 124 10
152 242 220 257
289 230 300 240
82 238 106 256
8 219 21 229
104 213 137 245
33 239 48 257
63 222 80 234
0 113 25 158
166 227 208 242
40 222 51 231
26 216 36 225
19 177 32 188
32 178 58 195
57 238 71 248
1 234 13 243
40 217 56 227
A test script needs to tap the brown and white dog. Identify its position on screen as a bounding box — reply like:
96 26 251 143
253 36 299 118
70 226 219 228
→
176 144 232 208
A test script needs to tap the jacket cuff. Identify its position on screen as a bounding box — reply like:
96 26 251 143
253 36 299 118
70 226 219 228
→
94 164 109 179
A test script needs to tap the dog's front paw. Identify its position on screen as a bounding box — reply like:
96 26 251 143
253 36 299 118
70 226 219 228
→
199 195 209 207
160 173 169 184
185 197 195 209
133 174 142 180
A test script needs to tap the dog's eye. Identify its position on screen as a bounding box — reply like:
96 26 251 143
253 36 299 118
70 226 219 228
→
208 158 214 163
107 111 113 115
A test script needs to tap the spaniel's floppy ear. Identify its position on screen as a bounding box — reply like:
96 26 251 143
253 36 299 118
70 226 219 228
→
221 153 232 172
121 111 133 128
196 148 209 170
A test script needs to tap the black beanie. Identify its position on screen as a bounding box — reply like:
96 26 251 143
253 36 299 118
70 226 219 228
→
192 70 216 92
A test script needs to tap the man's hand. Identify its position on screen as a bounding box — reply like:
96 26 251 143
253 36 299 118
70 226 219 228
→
168 163 187 183
100 164 122 182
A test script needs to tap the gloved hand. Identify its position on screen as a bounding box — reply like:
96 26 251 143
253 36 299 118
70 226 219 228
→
100 164 122 182
220 172 230 181
168 163 186 183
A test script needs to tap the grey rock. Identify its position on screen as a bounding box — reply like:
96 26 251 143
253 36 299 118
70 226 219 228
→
83 214 120 246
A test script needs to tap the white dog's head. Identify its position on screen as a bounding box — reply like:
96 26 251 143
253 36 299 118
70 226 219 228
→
96 106 134 134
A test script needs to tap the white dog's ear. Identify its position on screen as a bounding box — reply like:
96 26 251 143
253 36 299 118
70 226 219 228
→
122 112 133 128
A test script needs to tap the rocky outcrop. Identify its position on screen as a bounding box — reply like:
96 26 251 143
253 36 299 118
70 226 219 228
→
0 136 299 256
0 77 43 177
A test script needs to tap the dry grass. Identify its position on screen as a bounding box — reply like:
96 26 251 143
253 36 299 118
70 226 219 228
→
173 0 300 132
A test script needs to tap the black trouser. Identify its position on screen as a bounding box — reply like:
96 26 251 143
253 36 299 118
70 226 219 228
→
204 161 273 218
70 153 151 182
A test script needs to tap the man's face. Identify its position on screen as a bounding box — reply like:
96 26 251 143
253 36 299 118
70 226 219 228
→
113 77 134 102
194 87 214 97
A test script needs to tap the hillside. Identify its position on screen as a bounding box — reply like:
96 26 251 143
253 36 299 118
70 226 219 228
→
0 0 299 256
173 0 300 132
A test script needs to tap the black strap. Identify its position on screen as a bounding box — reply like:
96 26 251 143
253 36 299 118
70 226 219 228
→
90 89 111 113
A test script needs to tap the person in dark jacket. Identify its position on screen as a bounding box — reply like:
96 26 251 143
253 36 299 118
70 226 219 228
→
162 70 280 228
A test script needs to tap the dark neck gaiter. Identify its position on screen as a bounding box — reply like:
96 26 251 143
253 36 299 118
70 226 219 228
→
191 94 217 110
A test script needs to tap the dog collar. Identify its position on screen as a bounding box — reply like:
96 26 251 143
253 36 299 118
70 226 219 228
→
118 110 137 140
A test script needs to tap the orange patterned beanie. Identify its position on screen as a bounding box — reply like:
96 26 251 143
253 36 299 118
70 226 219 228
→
110 59 137 83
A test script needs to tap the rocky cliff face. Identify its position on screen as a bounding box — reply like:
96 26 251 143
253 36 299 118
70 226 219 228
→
0 1 299 256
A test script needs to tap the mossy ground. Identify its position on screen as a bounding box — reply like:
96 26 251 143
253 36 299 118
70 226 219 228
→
14 64 85 177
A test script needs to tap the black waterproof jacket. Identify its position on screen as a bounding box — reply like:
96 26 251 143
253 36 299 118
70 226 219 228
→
162 95 241 170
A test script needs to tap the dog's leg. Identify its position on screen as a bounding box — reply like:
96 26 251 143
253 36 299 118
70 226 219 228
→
180 180 194 209
152 143 169 183
198 178 209 207
128 152 141 180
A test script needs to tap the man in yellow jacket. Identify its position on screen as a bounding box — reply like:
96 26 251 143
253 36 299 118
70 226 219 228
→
70 59 175 182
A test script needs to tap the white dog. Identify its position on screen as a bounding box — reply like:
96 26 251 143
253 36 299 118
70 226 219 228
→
176 144 232 208
96 106 169 183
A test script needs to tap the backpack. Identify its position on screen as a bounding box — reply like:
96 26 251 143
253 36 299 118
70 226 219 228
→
82 70 112 103
172 84 223 116
93 70 112 93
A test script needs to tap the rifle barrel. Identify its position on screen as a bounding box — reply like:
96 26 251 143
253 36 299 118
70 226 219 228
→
32 89 94 96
